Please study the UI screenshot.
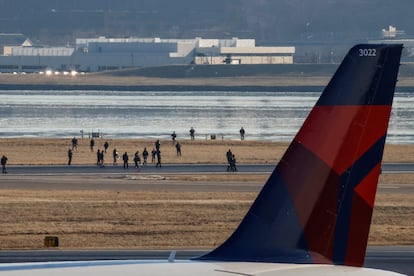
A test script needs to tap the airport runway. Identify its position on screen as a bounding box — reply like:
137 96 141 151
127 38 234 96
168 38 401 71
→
0 248 411 275
1 163 414 193
4 162 414 175
4 163 273 175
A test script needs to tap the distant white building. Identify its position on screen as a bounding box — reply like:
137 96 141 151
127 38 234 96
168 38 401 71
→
0 33 32 55
382 25 405 38
76 36 295 66
0 36 295 73
194 38 294 65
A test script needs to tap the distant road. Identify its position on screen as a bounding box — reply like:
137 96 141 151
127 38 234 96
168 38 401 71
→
1 163 413 193
4 163 272 175
4 162 414 175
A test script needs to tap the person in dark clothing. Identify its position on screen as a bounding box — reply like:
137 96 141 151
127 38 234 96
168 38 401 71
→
67 149 73 165
175 141 182 157
226 149 232 161
113 148 118 165
89 139 95 152
171 131 177 144
103 141 109 153
189 127 195 140
155 140 160 152
226 149 233 172
156 150 162 168
151 148 157 163
1 155 7 174
142 147 149 165
231 154 237 172
239 127 245 140
71 137 78 151
99 150 105 167
122 152 129 169
96 149 101 166
133 151 140 168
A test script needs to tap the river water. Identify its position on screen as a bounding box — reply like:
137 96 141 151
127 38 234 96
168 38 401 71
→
0 90 413 144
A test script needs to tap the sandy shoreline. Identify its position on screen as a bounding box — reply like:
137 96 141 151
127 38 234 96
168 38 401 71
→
1 138 414 165
2 138 414 165
0 73 330 87
0 138 288 165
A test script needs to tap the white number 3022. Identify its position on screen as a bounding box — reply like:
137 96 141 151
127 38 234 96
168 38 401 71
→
359 48 376 57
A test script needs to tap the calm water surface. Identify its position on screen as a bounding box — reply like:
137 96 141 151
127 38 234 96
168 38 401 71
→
0 90 413 144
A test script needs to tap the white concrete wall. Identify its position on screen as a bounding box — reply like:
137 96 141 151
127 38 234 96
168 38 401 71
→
197 39 220 48
221 46 295 54
170 41 196 58
11 47 74 56
195 55 293 65
235 39 255 47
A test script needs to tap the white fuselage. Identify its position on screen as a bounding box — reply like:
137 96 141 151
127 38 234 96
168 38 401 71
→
0 260 404 276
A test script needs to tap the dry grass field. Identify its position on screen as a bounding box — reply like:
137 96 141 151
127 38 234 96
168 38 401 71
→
0 73 332 88
0 138 413 249
1 72 414 88
0 138 287 165
2 138 414 165
0 188 411 250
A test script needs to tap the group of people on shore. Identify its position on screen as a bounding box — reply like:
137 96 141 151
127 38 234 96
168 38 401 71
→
2 127 244 173
66 134 239 173
67 137 171 169
66 129 242 172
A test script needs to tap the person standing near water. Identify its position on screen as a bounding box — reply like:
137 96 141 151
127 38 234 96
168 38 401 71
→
1 155 7 174
67 149 73 165
239 127 245 140
189 127 195 140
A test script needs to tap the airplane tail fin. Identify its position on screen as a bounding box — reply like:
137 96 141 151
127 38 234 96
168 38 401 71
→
195 44 403 267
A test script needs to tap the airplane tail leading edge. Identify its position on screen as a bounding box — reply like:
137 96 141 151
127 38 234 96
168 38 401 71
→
196 44 403 267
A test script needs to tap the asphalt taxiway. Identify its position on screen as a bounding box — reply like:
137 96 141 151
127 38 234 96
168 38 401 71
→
1 163 414 193
4 162 414 175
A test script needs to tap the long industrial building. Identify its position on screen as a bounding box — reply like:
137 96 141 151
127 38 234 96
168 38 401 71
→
0 35 295 73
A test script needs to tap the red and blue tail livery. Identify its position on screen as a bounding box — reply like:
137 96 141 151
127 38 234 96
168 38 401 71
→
196 44 403 267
